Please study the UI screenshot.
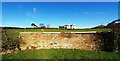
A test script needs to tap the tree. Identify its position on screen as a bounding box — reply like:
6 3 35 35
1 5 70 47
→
46 24 50 28
109 19 120 52
107 19 120 28
39 23 44 26
112 19 120 52
39 23 46 28
31 23 38 27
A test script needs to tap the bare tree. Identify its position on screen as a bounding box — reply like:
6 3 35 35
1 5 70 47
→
46 24 50 28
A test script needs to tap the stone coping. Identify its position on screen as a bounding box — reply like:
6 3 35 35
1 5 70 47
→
20 31 97 34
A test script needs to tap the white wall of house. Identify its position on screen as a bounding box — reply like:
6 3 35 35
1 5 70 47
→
72 24 76 29
65 24 76 29
67 24 71 29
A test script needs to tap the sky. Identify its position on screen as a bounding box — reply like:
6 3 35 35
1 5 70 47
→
2 2 118 28
2 0 120 2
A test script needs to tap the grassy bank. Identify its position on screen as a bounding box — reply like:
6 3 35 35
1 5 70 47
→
2 49 119 59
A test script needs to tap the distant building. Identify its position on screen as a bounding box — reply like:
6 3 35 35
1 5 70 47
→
59 26 65 29
59 24 76 29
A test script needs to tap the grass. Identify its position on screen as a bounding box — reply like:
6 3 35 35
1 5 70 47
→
3 28 111 40
2 49 119 59
2 28 112 45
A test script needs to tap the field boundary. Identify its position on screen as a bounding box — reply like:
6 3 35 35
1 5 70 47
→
19 31 97 34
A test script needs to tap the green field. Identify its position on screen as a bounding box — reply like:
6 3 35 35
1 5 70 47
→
2 28 111 44
2 49 119 59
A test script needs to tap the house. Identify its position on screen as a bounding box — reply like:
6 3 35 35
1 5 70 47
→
59 24 76 29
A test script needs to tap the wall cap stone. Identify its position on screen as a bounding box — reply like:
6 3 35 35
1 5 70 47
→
19 31 97 34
